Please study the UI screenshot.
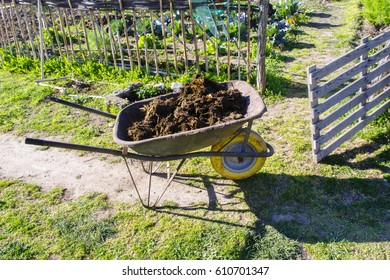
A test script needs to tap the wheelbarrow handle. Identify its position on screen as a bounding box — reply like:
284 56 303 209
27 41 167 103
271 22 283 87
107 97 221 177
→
50 97 117 119
25 138 274 161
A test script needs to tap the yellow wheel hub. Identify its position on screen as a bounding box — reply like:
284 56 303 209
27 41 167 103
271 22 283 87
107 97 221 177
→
210 130 267 180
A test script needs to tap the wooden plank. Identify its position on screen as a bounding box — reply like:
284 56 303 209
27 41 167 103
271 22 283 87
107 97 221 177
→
313 59 390 117
312 30 390 81
307 64 320 156
316 86 388 147
312 46 390 99
315 97 390 162
359 37 369 122
316 73 390 131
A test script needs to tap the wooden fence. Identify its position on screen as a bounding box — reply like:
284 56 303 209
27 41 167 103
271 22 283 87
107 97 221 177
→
307 30 390 163
0 0 268 85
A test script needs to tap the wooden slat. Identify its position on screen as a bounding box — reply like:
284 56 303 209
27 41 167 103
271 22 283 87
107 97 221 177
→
313 59 390 117
312 30 390 81
316 73 390 131
312 45 390 99
316 86 389 147
315 97 390 162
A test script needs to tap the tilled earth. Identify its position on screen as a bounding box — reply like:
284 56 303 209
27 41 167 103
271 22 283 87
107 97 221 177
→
127 75 247 141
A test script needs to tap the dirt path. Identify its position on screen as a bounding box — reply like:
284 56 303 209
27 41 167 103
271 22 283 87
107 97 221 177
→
0 134 235 206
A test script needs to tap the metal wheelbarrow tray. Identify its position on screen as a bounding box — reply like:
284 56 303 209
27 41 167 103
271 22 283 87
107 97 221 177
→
113 80 267 156
25 80 274 208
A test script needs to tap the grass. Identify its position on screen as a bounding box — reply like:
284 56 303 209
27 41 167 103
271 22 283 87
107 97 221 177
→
0 180 302 260
0 0 389 260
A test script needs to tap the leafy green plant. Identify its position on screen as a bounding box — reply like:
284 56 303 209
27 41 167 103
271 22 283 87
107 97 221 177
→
362 0 390 28
273 0 302 24
136 84 162 99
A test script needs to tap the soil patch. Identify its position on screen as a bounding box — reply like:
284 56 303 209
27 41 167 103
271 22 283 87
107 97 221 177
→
127 75 247 141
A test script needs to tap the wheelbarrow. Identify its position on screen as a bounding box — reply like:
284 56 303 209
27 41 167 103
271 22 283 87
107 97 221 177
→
25 80 274 208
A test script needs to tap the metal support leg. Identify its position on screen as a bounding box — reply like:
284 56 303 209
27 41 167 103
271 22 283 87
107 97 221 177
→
123 157 148 208
124 158 186 209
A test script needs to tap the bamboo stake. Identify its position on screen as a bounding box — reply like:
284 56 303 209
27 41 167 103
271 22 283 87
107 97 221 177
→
89 11 102 62
210 4 220 77
114 11 125 69
149 12 159 74
2 0 21 56
141 10 149 73
49 9 63 56
57 7 70 58
238 0 241 80
247 3 251 82
226 0 231 79
188 0 199 71
29 4 43 57
132 11 141 68
0 15 4 49
33 2 49 59
21 4 37 58
118 0 134 70
12 1 28 56
169 0 178 74
1 1 13 54
79 10 92 60
201 13 208 72
67 0 83 58
180 11 188 73
159 0 169 74
40 5 55 55
256 0 269 91
63 8 75 59
97 13 109 64
37 0 45 79
105 11 118 67
0 2 7 50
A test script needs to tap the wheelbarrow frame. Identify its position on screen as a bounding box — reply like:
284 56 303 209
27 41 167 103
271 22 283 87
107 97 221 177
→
25 82 274 208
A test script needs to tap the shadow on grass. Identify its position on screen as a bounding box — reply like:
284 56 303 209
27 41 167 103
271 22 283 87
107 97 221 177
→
159 126 389 243
305 12 332 19
302 22 342 30
265 70 307 98
322 131 390 174
239 172 389 244
156 162 389 244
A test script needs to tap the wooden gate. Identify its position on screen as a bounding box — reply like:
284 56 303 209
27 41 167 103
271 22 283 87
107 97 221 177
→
307 30 390 163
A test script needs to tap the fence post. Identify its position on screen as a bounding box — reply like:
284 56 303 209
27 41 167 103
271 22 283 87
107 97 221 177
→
359 37 369 122
37 0 45 79
256 0 269 92
307 64 320 163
